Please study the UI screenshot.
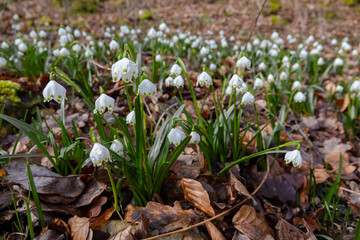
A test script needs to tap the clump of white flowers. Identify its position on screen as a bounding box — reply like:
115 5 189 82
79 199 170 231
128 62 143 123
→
236 56 251 69
241 92 255 105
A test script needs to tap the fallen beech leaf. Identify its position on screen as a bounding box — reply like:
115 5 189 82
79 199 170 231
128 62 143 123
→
293 216 321 232
130 201 180 229
90 207 115 228
124 204 143 222
325 82 336 95
275 219 306 240
33 229 66 240
0 169 6 177
108 225 132 240
335 93 350 112
229 173 256 205
181 178 215 217
313 168 329 184
68 216 90 240
205 221 226 240
239 131 257 153
48 218 71 237
4 161 84 198
232 232 251 240
232 205 274 240
173 201 200 224
325 151 356 175
87 196 108 218
134 214 148 239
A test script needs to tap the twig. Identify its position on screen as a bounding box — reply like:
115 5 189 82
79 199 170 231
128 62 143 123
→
143 157 271 240
91 60 111 71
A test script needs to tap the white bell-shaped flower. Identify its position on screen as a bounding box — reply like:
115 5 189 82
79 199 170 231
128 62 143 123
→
111 58 138 83
29 30 37 39
241 92 255 105
209 63 217 72
279 72 287 81
229 74 244 89
138 79 157 96
236 83 247 94
190 131 201 144
197 72 212 88
94 93 115 114
58 27 67 36
90 143 111 166
284 149 302 167
170 64 182 76
18 43 27 52
168 128 186 146
317 57 324 66
267 74 274 83
43 80 66 103
334 58 344 68
294 91 306 103
165 76 174 87
147 28 157 39
292 63 300 71
236 56 251 69
291 81 301 90
39 30 47 38
253 78 263 89
350 80 360 92
173 75 184 88
0 57 7 67
155 54 162 62
126 110 135 125
109 40 120 50
258 62 266 71
110 139 124 156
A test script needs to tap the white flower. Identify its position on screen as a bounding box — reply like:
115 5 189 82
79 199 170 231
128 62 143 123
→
170 64 182 76
29 30 37 39
317 57 324 66
292 63 300 71
271 32 279 41
13 14 19 20
165 76 174 87
209 63 217 72
111 58 138 83
155 54 162 62
350 80 360 92
292 81 301 90
253 78 263 89
138 79 156 96
229 74 244 89
173 75 184 88
74 29 81 38
18 43 27 52
225 86 232 95
159 22 168 32
147 28 157 39
334 58 344 68
335 85 344 93
59 47 70 56
279 72 287 81
197 72 212 88
299 49 308 59
236 56 251 69
331 39 338 45
284 149 302 167
109 40 120 50
168 128 186 146
0 57 7 67
200 47 210 56
43 80 66 103
190 131 201 143
58 27 67 36
110 139 124 156
352 49 358 56
253 38 260 45
90 143 111 166
72 44 81 52
1 41 9 49
53 49 60 57
241 92 255 105
258 62 266 71
126 111 135 125
39 30 47 38
94 94 115 114
294 92 306 103
267 74 274 83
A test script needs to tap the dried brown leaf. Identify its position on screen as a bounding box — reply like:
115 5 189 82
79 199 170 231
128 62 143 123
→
181 178 215 217
335 93 350 112
229 173 256 205
313 168 330 184
87 196 108 218
68 216 90 240
232 205 274 240
325 151 356 175
108 225 133 240
90 207 115 228
275 219 306 240
205 221 226 240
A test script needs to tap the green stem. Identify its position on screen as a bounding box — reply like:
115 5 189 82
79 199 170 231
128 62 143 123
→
105 162 119 211
283 90 296 125
177 88 184 104
124 83 133 111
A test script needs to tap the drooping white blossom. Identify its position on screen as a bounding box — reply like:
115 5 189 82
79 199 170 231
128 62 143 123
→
94 93 115 114
168 128 186 146
43 80 66 103
90 143 111 166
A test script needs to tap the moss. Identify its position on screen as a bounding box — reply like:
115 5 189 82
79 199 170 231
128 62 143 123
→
269 0 283 11
0 81 21 105
325 10 337 19
38 16 53 26
270 14 287 26
139 10 152 20
343 0 356 6
355 6 360 14
71 0 100 13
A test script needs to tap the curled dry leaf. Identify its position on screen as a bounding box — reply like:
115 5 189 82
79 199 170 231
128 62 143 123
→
232 205 274 240
108 225 132 240
90 207 115 228
205 221 226 240
68 216 90 240
229 172 256 205
181 178 215 217
275 219 307 240
335 93 350 112
313 167 330 184
325 150 356 176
